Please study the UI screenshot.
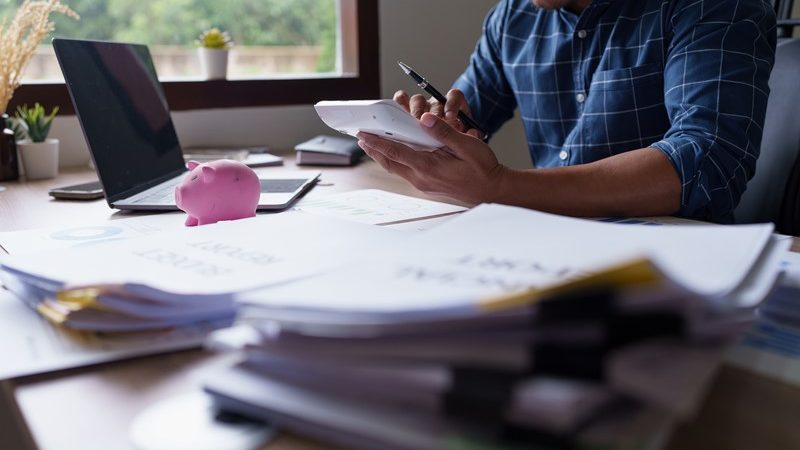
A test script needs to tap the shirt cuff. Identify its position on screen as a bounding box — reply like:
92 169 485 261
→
648 139 706 219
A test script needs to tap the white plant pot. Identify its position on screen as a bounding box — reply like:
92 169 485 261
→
198 48 229 80
18 139 59 180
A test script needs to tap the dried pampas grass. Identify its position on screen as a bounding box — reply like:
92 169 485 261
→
0 0 79 113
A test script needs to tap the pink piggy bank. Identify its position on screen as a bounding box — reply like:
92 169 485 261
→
175 160 260 226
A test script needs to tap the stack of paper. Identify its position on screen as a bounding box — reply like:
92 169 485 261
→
0 212 405 332
725 250 800 385
758 251 800 323
0 189 461 378
200 204 787 450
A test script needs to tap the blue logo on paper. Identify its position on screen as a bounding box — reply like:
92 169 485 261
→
50 226 124 241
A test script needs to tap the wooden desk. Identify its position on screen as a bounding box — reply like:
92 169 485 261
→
1 158 799 450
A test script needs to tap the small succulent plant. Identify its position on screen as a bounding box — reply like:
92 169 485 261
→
3 115 25 141
15 103 58 143
196 28 233 50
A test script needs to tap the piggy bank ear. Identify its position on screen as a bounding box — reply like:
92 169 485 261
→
201 165 216 183
187 160 200 170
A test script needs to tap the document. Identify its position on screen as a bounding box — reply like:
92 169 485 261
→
240 203 784 317
0 288 222 379
382 214 458 232
1 211 406 297
0 212 185 255
238 353 614 433
778 249 800 287
204 363 670 450
725 250 800 387
294 189 466 225
596 216 706 226
208 204 775 450
726 318 800 387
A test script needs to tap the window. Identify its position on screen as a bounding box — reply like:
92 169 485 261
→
4 0 379 112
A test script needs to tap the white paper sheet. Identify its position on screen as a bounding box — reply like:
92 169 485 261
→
240 204 778 316
0 288 218 379
726 318 800 387
294 189 466 225
382 214 458 232
778 250 800 287
0 213 185 255
0 211 407 296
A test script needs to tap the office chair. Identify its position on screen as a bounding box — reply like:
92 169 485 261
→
735 38 800 234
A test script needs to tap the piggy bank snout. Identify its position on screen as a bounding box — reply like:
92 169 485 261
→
175 182 198 209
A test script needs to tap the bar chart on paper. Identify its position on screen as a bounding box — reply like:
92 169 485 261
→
294 189 467 225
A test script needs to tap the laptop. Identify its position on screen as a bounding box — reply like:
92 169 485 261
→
53 38 319 211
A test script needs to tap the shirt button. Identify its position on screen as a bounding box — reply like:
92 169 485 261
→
576 93 586 103
577 29 588 39
559 150 569 161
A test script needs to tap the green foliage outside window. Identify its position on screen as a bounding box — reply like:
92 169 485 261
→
0 0 337 72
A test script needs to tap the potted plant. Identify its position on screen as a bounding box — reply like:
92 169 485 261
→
15 103 60 180
197 28 234 80
0 1 78 182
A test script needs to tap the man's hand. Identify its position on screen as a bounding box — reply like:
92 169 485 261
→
359 112 682 218
357 112 508 204
393 89 471 132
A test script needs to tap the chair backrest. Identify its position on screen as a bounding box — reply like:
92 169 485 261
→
735 38 800 227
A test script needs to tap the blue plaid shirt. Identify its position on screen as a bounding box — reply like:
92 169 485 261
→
454 0 776 220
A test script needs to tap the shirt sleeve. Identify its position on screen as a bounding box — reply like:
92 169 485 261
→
452 1 517 138
649 0 777 221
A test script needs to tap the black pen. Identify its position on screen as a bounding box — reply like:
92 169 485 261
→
397 61 489 142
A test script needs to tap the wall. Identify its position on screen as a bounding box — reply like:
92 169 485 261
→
50 0 531 170
379 0 530 168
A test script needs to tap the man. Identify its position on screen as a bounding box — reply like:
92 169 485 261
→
357 0 777 221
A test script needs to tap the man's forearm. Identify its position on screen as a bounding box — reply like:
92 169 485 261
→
492 147 682 217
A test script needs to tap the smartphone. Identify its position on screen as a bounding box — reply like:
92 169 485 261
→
49 180 105 200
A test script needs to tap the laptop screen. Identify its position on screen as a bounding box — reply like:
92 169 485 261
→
53 39 185 202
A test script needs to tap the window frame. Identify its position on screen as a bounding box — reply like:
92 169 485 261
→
7 0 380 114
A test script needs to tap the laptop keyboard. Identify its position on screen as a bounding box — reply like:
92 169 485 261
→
259 179 308 193
125 177 310 205
131 177 183 204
